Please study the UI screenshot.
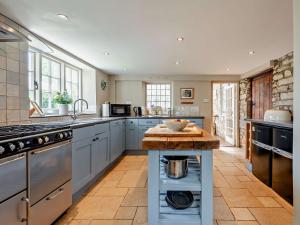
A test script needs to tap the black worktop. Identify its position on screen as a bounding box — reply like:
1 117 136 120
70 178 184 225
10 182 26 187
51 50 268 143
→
245 118 293 129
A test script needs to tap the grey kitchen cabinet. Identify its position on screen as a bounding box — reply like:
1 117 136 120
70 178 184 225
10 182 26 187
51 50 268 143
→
110 119 126 162
0 191 27 225
92 132 110 175
126 119 139 150
72 127 94 194
138 119 160 149
186 118 204 128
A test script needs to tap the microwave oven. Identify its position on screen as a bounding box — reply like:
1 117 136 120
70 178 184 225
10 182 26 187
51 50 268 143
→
110 104 131 117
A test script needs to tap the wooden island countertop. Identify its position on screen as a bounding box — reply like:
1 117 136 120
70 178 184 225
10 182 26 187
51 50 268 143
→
142 125 220 150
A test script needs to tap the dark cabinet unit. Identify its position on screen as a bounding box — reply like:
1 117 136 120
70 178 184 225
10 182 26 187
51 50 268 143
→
272 128 293 204
252 124 273 186
251 123 293 205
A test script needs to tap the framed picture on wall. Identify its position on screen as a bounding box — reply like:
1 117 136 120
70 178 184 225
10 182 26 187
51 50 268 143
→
180 88 194 99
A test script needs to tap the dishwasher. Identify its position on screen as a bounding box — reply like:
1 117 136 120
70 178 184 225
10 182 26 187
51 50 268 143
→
272 128 293 204
252 124 273 186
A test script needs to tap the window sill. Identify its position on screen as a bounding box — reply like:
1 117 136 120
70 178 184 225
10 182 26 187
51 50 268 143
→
29 113 97 119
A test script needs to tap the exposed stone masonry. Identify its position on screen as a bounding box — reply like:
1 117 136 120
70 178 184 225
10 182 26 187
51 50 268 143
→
239 79 251 149
272 52 293 112
239 52 293 149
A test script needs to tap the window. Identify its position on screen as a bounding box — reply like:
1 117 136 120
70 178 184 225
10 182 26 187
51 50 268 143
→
41 56 61 110
28 51 36 101
27 48 83 115
146 83 171 114
65 65 80 100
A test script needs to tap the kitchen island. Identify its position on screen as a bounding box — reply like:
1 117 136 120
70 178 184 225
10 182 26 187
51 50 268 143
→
142 125 219 225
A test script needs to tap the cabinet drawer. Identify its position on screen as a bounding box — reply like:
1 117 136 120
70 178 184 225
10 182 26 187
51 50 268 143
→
94 123 109 134
252 124 272 145
72 126 94 142
110 119 125 127
186 118 203 127
126 119 139 125
138 119 160 126
273 128 293 153
30 181 72 225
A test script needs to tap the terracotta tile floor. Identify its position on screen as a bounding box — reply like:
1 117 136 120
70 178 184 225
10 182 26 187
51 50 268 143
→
54 147 293 225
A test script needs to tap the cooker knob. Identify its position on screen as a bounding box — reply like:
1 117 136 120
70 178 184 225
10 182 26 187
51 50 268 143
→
68 131 72 137
18 141 25 149
57 133 64 140
37 138 43 145
44 136 50 143
64 132 68 137
8 143 16 151
0 146 5 154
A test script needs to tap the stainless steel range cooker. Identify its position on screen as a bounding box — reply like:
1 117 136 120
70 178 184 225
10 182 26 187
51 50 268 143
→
0 123 73 225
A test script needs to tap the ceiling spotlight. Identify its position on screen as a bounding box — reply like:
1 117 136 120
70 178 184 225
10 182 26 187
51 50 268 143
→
226 68 230 72
249 50 255 55
177 37 184 42
175 61 180 65
57 14 69 20
123 68 127 71
104 52 110 56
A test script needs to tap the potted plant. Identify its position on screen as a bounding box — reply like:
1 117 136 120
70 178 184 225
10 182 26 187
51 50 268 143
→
53 91 73 115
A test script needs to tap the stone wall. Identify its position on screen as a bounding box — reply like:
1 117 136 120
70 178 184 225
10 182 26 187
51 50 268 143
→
272 52 293 112
239 78 251 148
239 51 294 149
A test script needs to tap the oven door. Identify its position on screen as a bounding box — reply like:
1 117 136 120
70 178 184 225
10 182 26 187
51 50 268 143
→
0 153 26 202
28 140 72 205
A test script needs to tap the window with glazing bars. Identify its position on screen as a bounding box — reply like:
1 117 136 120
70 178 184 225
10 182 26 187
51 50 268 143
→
146 83 171 114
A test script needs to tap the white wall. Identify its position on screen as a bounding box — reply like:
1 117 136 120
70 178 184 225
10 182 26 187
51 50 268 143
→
110 75 240 132
293 0 300 224
96 69 110 115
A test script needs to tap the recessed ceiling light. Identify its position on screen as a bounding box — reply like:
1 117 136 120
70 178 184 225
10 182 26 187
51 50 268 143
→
57 14 69 20
249 50 255 55
123 68 127 71
104 52 110 56
177 37 184 42
175 61 180 65
226 68 230 72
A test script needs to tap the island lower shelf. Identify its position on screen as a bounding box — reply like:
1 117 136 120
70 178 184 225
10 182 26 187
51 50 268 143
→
148 150 213 225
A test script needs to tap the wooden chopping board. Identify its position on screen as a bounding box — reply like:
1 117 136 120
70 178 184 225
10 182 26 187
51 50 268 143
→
144 124 204 137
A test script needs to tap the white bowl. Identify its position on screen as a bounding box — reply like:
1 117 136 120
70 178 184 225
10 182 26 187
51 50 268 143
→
164 119 189 131
264 109 292 122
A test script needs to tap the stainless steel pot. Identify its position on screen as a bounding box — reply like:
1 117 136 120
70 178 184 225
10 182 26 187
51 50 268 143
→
161 156 188 179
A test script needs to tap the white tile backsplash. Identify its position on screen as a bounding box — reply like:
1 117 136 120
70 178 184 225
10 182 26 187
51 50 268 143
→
0 69 6 83
7 84 19 97
0 83 6 95
0 55 6 70
6 109 20 122
7 71 20 85
7 96 20 109
7 58 19 73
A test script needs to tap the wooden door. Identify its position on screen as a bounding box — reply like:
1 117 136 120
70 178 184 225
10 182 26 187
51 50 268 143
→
252 71 273 119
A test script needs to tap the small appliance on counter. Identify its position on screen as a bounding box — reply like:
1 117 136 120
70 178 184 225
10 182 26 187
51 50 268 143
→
133 106 142 116
102 102 110 117
264 109 292 122
110 104 131 117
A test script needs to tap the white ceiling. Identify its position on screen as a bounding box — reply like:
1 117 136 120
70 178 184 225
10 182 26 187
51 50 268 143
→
0 0 293 76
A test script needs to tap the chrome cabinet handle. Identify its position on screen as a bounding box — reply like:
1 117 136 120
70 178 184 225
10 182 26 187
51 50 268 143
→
19 197 30 223
31 141 70 155
46 188 64 200
0 154 25 166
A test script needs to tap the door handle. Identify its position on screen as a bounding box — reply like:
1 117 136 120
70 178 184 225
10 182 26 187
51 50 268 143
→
31 141 70 155
46 188 64 200
0 153 25 166
19 197 29 223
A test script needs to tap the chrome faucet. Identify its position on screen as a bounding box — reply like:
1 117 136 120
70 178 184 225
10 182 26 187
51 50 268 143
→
71 99 89 120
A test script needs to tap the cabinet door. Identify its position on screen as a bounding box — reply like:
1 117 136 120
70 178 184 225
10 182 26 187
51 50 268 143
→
0 191 27 225
92 132 110 175
72 138 93 194
120 120 126 153
126 122 139 150
138 125 153 149
110 121 120 162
